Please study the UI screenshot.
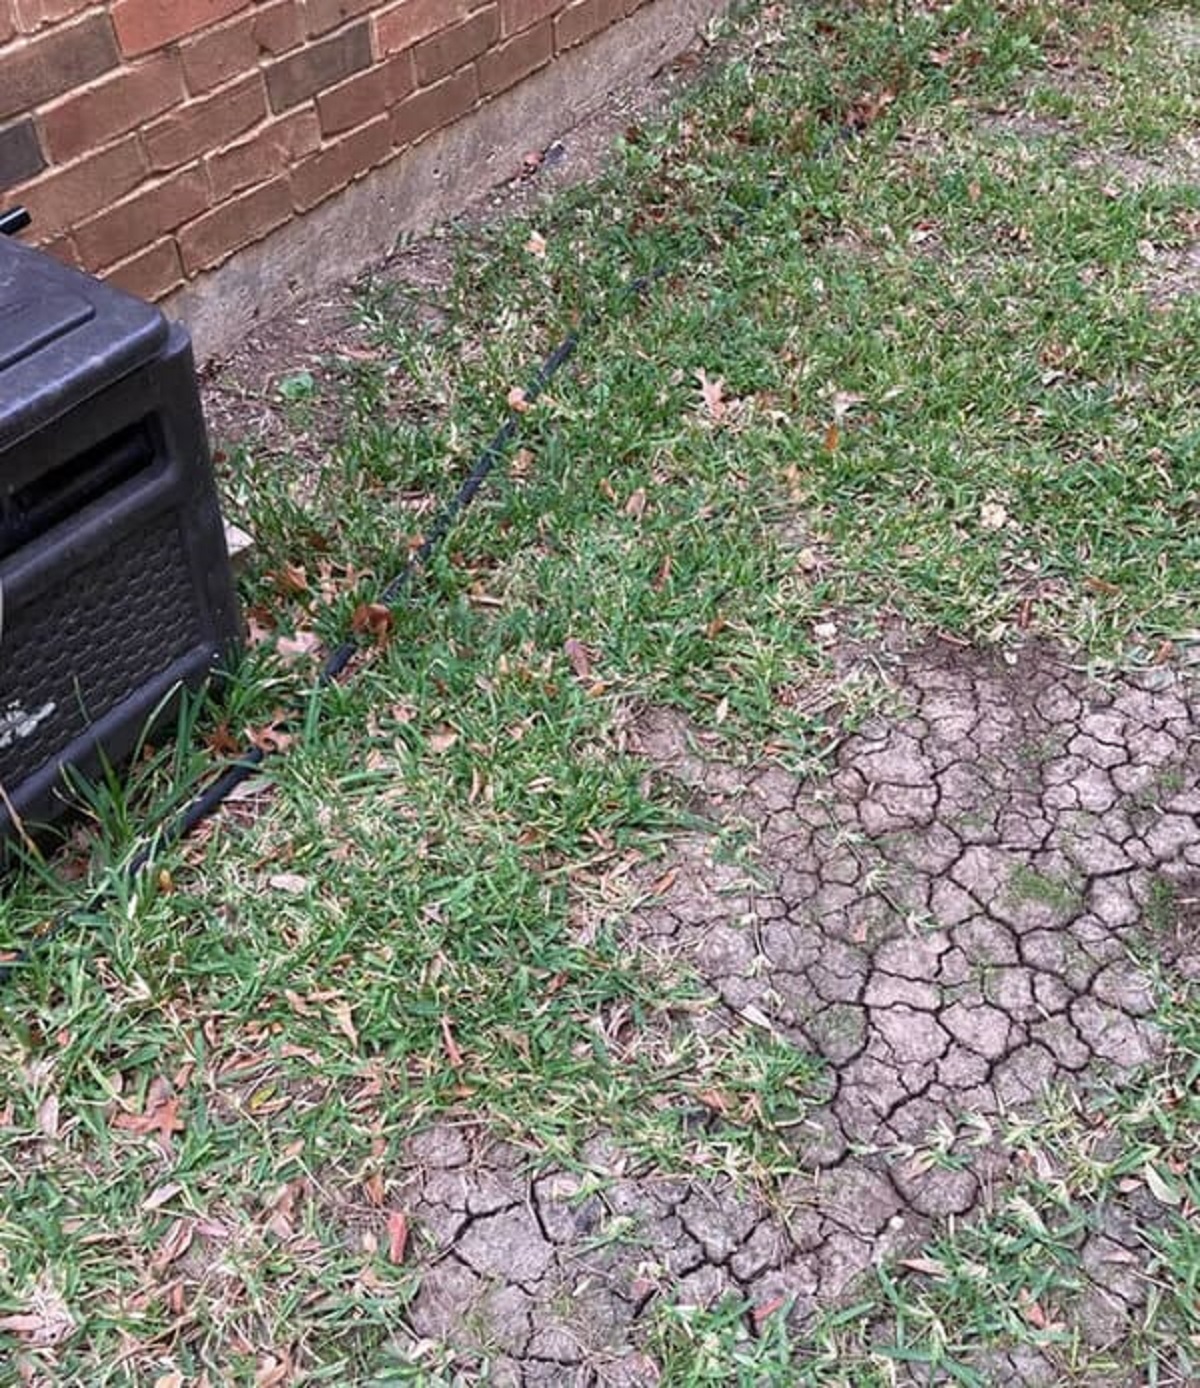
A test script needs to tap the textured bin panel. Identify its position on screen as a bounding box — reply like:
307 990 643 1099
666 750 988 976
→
0 513 202 788
0 240 240 840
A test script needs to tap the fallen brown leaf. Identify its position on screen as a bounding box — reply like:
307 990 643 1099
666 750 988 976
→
695 368 727 422
387 1210 409 1264
352 602 393 646
255 1352 293 1388
270 562 308 596
36 1094 59 1140
112 1080 185 1152
143 1182 183 1212
564 637 592 680
441 1015 464 1070
330 999 359 1049
1084 575 1121 596
428 726 459 754
269 873 309 895
151 1219 195 1272
752 1295 787 1327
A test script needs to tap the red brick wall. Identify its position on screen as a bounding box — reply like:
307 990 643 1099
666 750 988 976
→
0 0 653 302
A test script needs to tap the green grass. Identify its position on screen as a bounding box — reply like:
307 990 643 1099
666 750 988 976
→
1 0 1198 1381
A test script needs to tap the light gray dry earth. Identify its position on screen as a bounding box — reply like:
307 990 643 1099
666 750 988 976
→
382 642 1200 1384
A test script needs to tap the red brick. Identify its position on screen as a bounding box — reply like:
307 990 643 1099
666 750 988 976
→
303 0 379 39
554 0 623 50
143 73 266 172
18 134 146 235
265 20 371 112
205 104 319 201
0 116 45 188
391 64 477 148
180 0 302 96
414 6 497 86
0 12 119 121
479 19 551 95
291 112 392 211
206 106 320 200
374 0 468 56
105 237 185 301
501 0 559 36
40 50 185 163
178 176 291 272
13 0 94 33
73 165 209 268
111 0 251 57
316 51 413 136
39 231 84 268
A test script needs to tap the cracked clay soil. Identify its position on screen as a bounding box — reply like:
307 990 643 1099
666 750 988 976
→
384 642 1200 1384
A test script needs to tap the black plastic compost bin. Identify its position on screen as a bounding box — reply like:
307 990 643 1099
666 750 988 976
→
0 226 240 841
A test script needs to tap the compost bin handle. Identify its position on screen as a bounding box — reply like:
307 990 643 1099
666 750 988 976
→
0 207 31 237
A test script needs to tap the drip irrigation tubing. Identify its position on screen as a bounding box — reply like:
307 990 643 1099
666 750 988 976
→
0 114 859 985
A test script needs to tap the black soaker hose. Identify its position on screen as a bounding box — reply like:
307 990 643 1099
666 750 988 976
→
152 322 591 846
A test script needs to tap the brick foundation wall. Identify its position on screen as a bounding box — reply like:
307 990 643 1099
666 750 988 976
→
0 0 689 308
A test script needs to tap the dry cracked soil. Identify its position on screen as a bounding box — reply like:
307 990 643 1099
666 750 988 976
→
384 642 1200 1384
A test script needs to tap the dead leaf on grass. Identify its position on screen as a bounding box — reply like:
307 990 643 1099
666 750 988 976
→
1018 1289 1062 1331
151 1219 195 1272
269 873 310 895
1084 575 1121 596
352 602 393 646
0 1280 74 1346
980 500 1009 530
386 1210 409 1264
36 1094 59 1140
275 629 322 663
248 718 294 753
651 867 679 896
112 1078 185 1152
329 1000 359 1049
440 1015 464 1070
695 368 727 422
752 1295 787 1327
428 726 459 754
564 637 592 680
696 1088 732 1115
363 1170 385 1208
143 1183 184 1212
205 721 242 756
255 1351 294 1388
270 562 308 596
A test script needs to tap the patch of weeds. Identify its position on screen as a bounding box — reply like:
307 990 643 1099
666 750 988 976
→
1145 875 1178 932
1007 863 1083 914
649 1296 798 1387
1131 764 1186 814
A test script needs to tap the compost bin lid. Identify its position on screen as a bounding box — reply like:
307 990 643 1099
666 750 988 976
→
0 235 169 458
